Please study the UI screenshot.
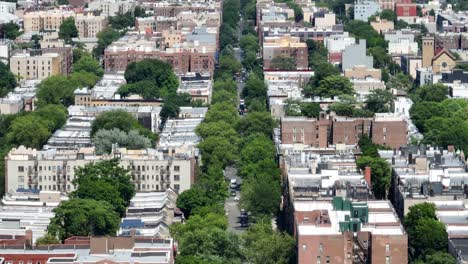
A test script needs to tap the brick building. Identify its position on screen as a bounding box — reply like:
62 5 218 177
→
332 117 373 146
74 13 108 38
281 114 408 149
23 10 75 33
0 236 174 264
263 35 308 70
295 199 408 264
280 116 330 148
104 34 216 75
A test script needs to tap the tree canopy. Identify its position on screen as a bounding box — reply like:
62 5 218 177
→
59 17 78 43
93 128 152 154
71 160 135 216
0 61 17 97
49 198 120 240
123 59 179 98
91 110 155 141
404 203 448 261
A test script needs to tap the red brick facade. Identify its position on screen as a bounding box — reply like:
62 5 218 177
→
104 49 215 75
281 116 407 149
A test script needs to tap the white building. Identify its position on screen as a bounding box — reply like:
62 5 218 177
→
324 32 356 54
4 145 196 194
0 1 16 14
388 39 418 55
88 0 136 17
354 0 381 21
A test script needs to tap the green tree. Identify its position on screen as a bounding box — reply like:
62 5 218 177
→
0 61 17 97
409 101 446 132
241 172 281 216
204 102 239 125
93 128 152 154
1 22 21 40
124 59 179 93
369 46 390 68
301 102 322 118
237 111 276 137
242 73 267 105
423 252 456 264
36 75 79 107
59 17 78 43
71 159 135 216
69 71 100 88
240 34 259 53
284 98 302 116
242 221 295 264
35 234 60 245
34 104 67 131
314 75 354 98
380 9 396 21
410 218 448 259
269 56 296 70
109 11 134 30
196 121 239 142
91 110 153 140
73 54 104 77
356 156 391 199
177 187 211 218
6 115 51 148
386 72 412 92
365 89 396 113
415 83 448 102
287 1 303 22
49 198 120 240
212 89 237 106
93 27 121 57
198 136 238 167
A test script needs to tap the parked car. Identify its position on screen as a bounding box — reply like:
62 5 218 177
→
231 191 237 197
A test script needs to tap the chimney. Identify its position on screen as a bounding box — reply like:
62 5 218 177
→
25 229 33 249
448 145 455 153
364 166 371 187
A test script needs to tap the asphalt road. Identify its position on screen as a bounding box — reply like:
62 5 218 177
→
224 166 246 233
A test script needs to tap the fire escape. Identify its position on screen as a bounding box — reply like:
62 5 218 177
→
353 234 370 264
56 161 68 192
160 158 173 190
28 160 39 190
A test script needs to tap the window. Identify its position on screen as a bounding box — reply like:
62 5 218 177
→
18 176 24 182
174 166 180 172
174 184 180 190
386 243 390 253
174 175 180 181
326 256 330 264
319 243 323 253
316 256 321 264
18 166 24 172
385 256 390 264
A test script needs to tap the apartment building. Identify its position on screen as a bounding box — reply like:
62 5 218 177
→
263 35 308 70
88 0 135 17
295 199 408 264
0 1 16 14
344 65 382 80
379 146 468 218
4 145 196 194
104 33 216 74
354 0 381 21
74 13 108 38
23 10 75 32
0 236 175 264
342 39 374 71
9 50 63 80
119 190 181 237
281 114 408 149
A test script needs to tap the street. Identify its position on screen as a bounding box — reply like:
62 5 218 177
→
223 166 246 233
